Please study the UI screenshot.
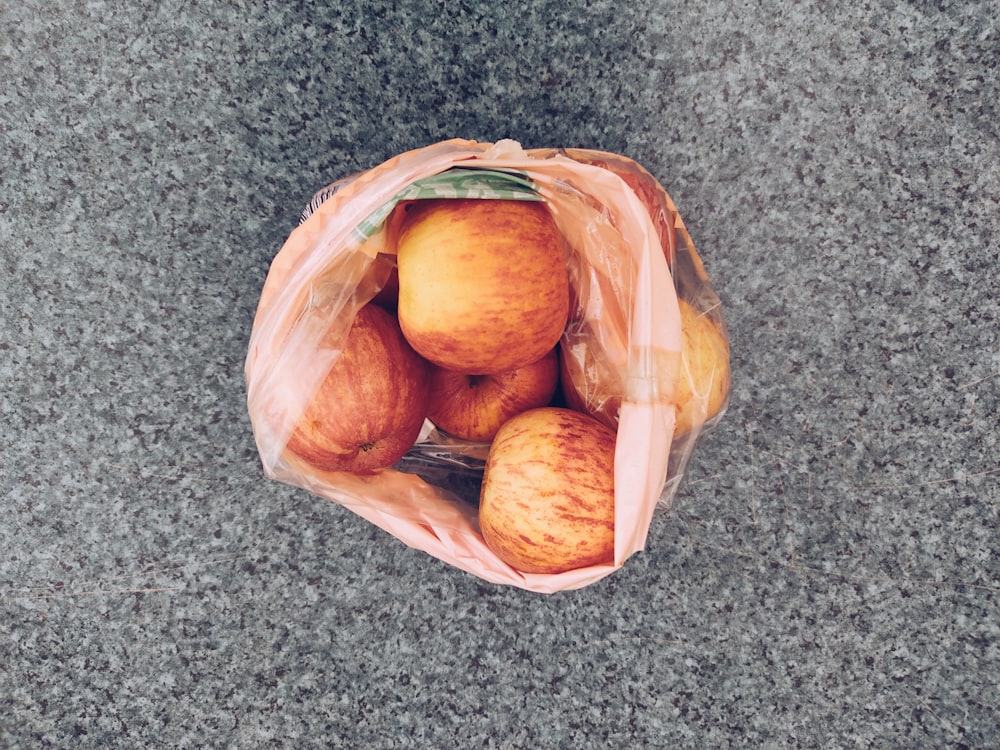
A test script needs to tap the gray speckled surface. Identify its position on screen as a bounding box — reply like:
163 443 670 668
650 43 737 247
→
2 1 998 747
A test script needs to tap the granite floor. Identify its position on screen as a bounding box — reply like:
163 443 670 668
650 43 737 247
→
2 1 998 747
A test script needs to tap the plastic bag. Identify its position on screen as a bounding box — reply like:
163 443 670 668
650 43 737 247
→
245 139 729 593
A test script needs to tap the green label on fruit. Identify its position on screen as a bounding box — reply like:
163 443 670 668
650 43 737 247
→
352 168 541 243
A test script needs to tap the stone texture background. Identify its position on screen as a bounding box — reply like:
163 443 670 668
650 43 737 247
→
2 1 997 747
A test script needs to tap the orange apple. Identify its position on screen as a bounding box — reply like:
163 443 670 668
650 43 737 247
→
285 303 430 472
560 298 730 436
479 407 616 574
395 199 570 374
427 347 559 442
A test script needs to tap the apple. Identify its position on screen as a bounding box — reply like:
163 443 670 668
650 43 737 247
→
560 297 730 436
395 198 570 374
427 347 559 442
284 303 430 472
673 297 730 435
479 407 617 574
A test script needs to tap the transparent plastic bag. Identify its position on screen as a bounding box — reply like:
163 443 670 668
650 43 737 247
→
245 139 729 593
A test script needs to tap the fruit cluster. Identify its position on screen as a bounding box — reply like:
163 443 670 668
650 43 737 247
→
284 197 728 575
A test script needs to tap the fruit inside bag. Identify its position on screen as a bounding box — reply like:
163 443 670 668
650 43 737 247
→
245 139 729 593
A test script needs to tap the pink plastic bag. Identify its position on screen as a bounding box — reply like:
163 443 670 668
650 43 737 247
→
245 139 729 593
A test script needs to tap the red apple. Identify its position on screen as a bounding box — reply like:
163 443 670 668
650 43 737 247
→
479 407 617 574
427 347 559 442
395 199 570 374
285 303 430 472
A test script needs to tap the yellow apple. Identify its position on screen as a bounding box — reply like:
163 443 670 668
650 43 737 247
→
479 407 616 574
427 347 559 442
673 298 730 435
285 303 430 472
395 199 570 374
560 298 730 436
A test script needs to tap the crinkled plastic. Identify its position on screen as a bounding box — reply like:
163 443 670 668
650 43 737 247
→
245 139 729 593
